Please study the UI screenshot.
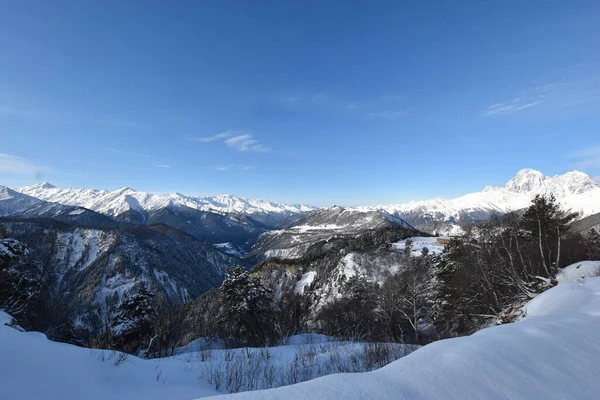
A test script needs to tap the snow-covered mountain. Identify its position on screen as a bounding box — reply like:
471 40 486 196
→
0 185 117 227
17 183 315 221
250 206 415 260
15 169 599 234
4 219 245 334
372 169 600 232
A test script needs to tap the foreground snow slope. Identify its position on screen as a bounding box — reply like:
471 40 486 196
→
2 269 600 399
0 313 410 399
0 311 219 400
212 277 600 399
556 260 600 283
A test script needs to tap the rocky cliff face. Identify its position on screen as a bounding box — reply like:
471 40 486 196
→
2 220 244 334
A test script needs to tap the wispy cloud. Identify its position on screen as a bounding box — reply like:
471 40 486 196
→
185 130 234 143
104 148 153 158
0 153 52 178
0 94 141 128
483 100 541 116
187 130 269 152
366 110 408 119
216 164 254 171
343 94 410 120
225 134 269 152
565 145 600 169
483 66 600 118
153 164 172 168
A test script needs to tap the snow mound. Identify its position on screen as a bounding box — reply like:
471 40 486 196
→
280 333 331 346
213 277 600 399
556 261 600 283
0 310 412 399
0 311 220 400
391 236 447 256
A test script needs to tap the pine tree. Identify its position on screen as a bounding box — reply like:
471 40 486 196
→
520 194 578 277
0 237 40 325
218 266 275 346
587 228 600 260
428 239 466 337
112 283 158 354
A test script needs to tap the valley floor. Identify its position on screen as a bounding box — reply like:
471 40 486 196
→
2 262 600 399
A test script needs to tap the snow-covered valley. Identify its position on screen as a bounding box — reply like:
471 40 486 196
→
2 263 599 399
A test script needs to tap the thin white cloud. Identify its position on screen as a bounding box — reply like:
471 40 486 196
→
565 145 600 169
379 95 402 102
216 164 254 171
0 153 51 177
311 94 327 103
572 157 600 169
483 67 600 118
366 110 408 119
483 100 542 116
0 95 141 128
566 145 600 159
185 130 234 143
225 134 269 152
104 148 153 158
188 130 269 152
153 164 172 168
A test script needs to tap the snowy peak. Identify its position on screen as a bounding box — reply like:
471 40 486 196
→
15 183 316 219
505 169 545 193
21 182 57 190
375 169 600 231
504 169 598 196
549 171 599 195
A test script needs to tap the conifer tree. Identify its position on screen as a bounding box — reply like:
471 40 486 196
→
0 237 40 324
428 239 466 337
112 282 158 353
587 228 600 260
218 266 275 346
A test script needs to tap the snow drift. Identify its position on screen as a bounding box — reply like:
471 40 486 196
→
2 271 600 399
212 276 600 399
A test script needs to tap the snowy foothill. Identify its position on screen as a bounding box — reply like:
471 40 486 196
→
391 236 448 256
0 314 413 400
212 276 600 399
3 263 600 399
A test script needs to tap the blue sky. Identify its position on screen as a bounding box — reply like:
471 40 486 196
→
1 0 600 206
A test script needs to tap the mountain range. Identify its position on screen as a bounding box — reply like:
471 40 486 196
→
2 168 599 335
372 169 600 233
13 168 600 234
17 183 315 221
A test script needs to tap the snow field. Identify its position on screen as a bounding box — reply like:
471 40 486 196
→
213 276 600 399
392 236 447 256
0 317 414 400
556 260 600 283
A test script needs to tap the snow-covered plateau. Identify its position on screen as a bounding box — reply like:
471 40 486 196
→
2 261 600 399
